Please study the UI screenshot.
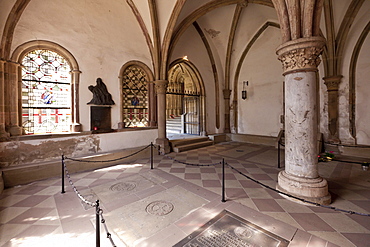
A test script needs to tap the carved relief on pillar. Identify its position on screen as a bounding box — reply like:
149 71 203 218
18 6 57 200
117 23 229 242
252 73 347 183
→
155 80 168 94
323 75 342 91
276 37 326 75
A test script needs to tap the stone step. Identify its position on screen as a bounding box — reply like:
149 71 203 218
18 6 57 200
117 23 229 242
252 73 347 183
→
166 122 182 127
173 140 213 153
170 137 210 147
166 129 182 134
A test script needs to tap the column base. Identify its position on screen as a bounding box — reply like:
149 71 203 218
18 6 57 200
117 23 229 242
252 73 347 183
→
8 125 22 136
0 124 10 141
70 123 82 132
277 171 331 205
155 137 171 154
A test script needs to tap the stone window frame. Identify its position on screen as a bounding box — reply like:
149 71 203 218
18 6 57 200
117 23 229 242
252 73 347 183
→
11 40 81 134
119 60 155 128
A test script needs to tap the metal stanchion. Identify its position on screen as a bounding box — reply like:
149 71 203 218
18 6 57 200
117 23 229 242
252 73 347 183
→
278 142 281 168
150 142 153 169
222 159 226 202
96 200 100 247
61 155 65 194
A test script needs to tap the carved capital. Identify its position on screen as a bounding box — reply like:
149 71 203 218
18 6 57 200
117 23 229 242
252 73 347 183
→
70 69 82 74
223 89 232 99
276 37 326 75
154 80 168 94
238 1 248 8
323 75 343 91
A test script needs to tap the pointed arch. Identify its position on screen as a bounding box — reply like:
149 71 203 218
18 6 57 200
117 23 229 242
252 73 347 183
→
232 21 280 132
168 58 206 135
349 21 370 140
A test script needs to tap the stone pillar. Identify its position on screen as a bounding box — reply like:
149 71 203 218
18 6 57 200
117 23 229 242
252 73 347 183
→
70 69 82 132
323 75 342 143
0 60 10 141
223 89 231 133
148 81 157 127
276 37 331 205
5 61 22 136
155 80 170 153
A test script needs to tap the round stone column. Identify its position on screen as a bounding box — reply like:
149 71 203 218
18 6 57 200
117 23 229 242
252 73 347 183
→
6 61 22 136
276 37 331 205
155 80 170 154
148 81 157 127
223 89 231 133
70 69 82 132
0 60 10 141
323 75 342 143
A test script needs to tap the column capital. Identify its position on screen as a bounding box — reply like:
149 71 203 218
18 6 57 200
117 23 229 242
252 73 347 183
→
70 69 82 74
238 1 248 8
276 37 326 75
323 75 343 91
154 80 168 94
222 89 231 99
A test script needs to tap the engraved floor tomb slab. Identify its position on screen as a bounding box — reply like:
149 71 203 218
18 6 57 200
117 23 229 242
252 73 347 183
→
103 185 209 246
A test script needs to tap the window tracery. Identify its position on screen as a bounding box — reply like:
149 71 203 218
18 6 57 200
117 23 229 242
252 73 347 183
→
21 49 71 134
121 65 149 127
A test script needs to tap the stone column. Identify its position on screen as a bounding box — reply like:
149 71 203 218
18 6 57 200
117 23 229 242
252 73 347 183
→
5 61 22 136
155 80 170 153
323 75 342 143
70 69 82 132
148 81 157 127
0 60 10 141
223 89 231 133
276 37 331 205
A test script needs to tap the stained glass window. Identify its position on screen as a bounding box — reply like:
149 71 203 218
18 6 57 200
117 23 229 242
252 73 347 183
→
21 49 71 134
121 65 148 127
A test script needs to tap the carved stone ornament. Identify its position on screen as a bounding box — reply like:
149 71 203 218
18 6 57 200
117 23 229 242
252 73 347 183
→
323 75 343 91
155 80 168 94
276 37 326 75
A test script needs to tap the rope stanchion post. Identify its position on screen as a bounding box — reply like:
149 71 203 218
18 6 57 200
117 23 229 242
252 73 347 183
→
96 200 100 247
278 142 281 168
150 142 153 169
61 155 65 194
222 159 226 202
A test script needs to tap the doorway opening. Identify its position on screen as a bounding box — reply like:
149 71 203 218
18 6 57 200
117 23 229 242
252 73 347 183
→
167 60 205 138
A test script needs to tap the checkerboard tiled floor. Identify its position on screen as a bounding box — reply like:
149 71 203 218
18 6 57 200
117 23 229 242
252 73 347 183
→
0 141 369 246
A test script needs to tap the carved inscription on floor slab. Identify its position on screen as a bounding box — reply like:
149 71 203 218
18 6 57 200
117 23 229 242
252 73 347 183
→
174 210 289 247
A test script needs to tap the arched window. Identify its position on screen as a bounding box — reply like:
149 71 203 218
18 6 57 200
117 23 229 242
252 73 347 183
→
120 61 154 128
21 49 71 134
12 40 81 135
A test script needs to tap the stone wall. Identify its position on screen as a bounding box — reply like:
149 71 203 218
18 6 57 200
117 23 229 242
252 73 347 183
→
0 128 157 168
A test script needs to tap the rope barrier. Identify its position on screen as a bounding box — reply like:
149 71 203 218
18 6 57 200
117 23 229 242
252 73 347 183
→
63 158 117 247
153 143 369 217
324 142 370 149
225 162 370 217
100 208 118 247
60 141 369 247
65 144 152 163
153 143 221 167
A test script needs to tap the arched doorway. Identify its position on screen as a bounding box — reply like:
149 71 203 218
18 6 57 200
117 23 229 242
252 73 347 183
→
167 59 205 137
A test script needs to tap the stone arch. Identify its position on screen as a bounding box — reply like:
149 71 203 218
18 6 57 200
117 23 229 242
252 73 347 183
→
11 40 81 132
349 21 370 142
232 22 280 133
168 58 206 135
